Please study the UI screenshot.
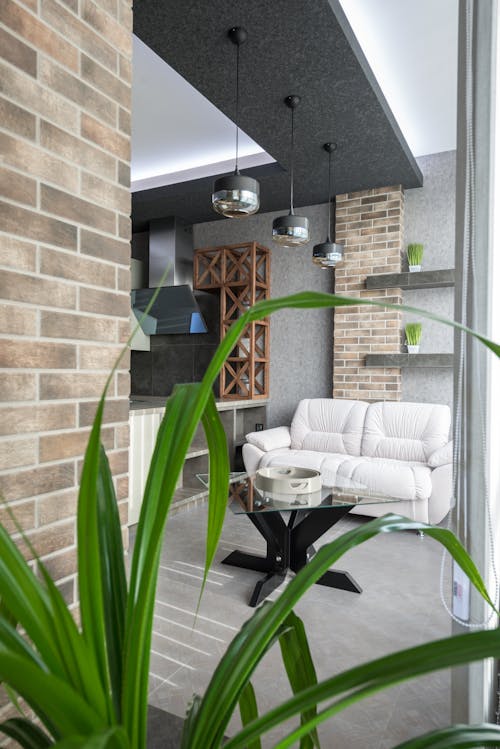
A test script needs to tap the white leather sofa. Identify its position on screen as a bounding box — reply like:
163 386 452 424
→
243 399 453 524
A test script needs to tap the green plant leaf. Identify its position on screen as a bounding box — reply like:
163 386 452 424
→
238 682 261 749
185 514 496 749
231 291 500 366
4 684 26 719
181 694 203 749
37 563 109 724
199 391 230 598
278 612 320 749
0 651 105 737
67 278 168 741
1 491 110 724
96 444 127 721
123 383 216 747
0 594 16 628
270 627 500 749
194 293 499 449
0 717 53 749
52 726 129 748
0 524 68 678
0 621 58 733
393 723 500 747
0 618 46 671
227 631 500 749
77 397 113 720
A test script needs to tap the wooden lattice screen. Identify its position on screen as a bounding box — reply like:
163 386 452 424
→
194 242 271 400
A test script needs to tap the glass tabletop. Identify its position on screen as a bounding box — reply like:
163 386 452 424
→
197 471 402 514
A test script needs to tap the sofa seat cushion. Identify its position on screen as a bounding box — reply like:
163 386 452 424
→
259 449 346 474
332 455 433 502
258 449 432 502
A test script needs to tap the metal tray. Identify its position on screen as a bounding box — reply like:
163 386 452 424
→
255 466 321 495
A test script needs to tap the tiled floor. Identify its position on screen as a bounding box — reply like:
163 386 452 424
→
135 506 452 748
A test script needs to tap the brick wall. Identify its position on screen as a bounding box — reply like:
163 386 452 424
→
333 186 404 401
0 0 132 620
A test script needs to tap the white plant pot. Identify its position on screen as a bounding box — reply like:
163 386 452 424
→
409 264 421 273
406 344 420 354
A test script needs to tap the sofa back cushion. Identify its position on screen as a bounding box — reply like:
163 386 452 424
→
290 399 369 456
361 401 451 463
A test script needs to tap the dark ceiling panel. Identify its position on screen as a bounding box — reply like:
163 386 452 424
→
133 0 422 228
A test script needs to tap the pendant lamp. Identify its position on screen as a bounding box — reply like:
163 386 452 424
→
272 95 309 246
312 142 344 268
212 27 260 218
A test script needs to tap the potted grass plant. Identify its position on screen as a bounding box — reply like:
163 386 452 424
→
405 322 422 353
0 290 499 749
407 242 424 271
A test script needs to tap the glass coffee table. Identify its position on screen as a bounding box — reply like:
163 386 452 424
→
199 472 400 607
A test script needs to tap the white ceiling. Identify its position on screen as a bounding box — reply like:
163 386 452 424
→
131 1 459 188
131 36 272 189
339 0 458 157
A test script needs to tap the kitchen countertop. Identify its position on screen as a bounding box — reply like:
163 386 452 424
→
129 395 269 415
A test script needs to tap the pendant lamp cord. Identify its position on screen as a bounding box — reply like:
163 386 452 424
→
235 42 240 174
327 149 332 243
290 106 295 215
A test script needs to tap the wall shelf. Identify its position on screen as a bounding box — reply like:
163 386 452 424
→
365 353 453 368
365 269 455 291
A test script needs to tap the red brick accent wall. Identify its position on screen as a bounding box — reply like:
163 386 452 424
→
0 0 132 628
333 186 404 401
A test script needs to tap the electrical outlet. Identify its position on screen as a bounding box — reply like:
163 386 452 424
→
255 423 264 431
452 560 470 621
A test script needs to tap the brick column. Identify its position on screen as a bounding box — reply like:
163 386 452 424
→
0 0 132 627
333 186 404 401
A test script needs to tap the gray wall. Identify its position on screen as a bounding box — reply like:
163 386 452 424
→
193 204 334 427
402 151 456 408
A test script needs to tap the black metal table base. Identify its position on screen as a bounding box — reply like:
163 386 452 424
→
222 504 363 606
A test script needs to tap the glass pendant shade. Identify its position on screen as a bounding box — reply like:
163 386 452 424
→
312 240 344 267
211 27 260 219
212 173 260 218
272 214 310 247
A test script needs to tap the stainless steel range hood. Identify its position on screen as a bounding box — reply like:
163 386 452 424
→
148 216 193 288
131 217 208 335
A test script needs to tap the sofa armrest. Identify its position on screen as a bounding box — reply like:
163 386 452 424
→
429 463 453 524
245 426 291 452
428 440 453 468
242 443 265 475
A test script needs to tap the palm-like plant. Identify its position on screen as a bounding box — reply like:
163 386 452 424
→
405 322 423 346
407 243 424 267
0 291 499 749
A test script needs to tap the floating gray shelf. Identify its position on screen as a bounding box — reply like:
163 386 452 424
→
365 353 454 368
365 269 455 291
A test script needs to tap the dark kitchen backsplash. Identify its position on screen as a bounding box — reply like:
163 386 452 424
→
130 290 220 397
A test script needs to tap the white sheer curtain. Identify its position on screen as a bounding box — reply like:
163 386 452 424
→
452 0 500 723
